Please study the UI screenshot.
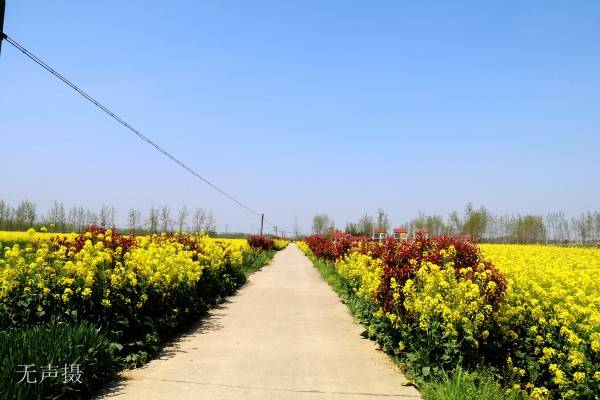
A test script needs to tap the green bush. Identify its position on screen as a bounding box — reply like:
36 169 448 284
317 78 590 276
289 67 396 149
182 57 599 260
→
242 248 275 274
0 322 117 400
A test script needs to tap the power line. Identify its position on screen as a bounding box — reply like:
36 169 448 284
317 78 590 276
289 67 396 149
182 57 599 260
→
2 33 274 225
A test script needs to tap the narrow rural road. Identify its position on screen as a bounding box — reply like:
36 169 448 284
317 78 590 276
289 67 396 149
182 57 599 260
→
97 243 420 400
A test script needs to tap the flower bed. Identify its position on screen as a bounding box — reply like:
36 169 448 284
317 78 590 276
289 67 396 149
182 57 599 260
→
0 226 279 399
300 236 600 399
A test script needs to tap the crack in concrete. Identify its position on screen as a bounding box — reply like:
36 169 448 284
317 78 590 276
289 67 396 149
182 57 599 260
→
141 376 421 398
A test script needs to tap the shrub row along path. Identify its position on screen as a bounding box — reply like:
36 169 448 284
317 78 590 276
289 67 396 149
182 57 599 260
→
97 243 421 400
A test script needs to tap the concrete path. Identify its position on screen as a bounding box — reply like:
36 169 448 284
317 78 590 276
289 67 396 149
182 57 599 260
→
97 243 420 400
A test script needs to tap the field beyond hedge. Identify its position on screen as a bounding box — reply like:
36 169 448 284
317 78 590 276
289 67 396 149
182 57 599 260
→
299 236 600 400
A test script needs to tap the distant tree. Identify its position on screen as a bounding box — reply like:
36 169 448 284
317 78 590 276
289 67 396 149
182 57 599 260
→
99 205 109 227
545 211 570 243
312 213 331 235
292 217 301 238
135 210 142 231
74 206 85 232
426 214 446 236
147 206 159 234
67 205 79 231
484 214 499 240
4 207 15 230
509 215 546 244
495 215 506 242
408 212 427 235
99 205 116 227
5 205 15 230
13 203 25 230
544 213 556 242
376 208 390 232
205 211 216 234
327 220 335 235
24 200 36 229
447 211 462 235
47 201 66 232
357 213 374 237
15 200 36 230
159 205 172 232
192 209 206 232
557 212 570 243
404 212 448 237
573 212 594 245
0 200 7 230
128 208 140 233
345 222 360 236
594 212 600 242
176 206 189 232
85 209 98 226
64 205 85 232
462 203 489 241
584 212 595 244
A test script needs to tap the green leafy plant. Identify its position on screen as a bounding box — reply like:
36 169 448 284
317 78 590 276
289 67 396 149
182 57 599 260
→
419 368 524 400
0 322 117 400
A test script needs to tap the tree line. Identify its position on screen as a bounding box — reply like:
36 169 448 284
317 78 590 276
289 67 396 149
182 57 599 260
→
0 199 217 234
312 208 391 236
405 203 600 245
312 203 600 245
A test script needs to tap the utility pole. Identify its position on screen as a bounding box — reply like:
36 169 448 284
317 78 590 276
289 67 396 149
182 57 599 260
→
259 213 264 238
275 226 278 237
0 0 6 57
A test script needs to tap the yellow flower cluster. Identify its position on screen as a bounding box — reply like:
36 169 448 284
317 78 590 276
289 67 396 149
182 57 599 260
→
1 237 115 311
0 230 248 250
334 251 383 301
0 230 251 328
401 258 496 342
481 244 600 399
296 241 311 255
125 241 202 294
214 237 250 251
0 229 77 244
136 234 249 275
273 239 289 250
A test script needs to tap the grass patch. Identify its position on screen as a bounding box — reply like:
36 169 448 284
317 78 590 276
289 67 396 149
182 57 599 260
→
419 368 523 400
0 322 118 400
242 248 276 274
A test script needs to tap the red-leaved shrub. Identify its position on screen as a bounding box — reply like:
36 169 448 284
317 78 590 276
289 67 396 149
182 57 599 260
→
248 235 275 251
370 236 507 313
304 235 336 260
305 234 507 312
53 225 137 255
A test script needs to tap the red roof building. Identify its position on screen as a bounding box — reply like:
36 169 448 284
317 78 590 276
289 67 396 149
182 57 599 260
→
372 227 387 241
393 227 408 240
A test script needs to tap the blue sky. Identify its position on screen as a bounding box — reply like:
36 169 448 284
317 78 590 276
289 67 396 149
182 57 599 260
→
1 1 599 233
